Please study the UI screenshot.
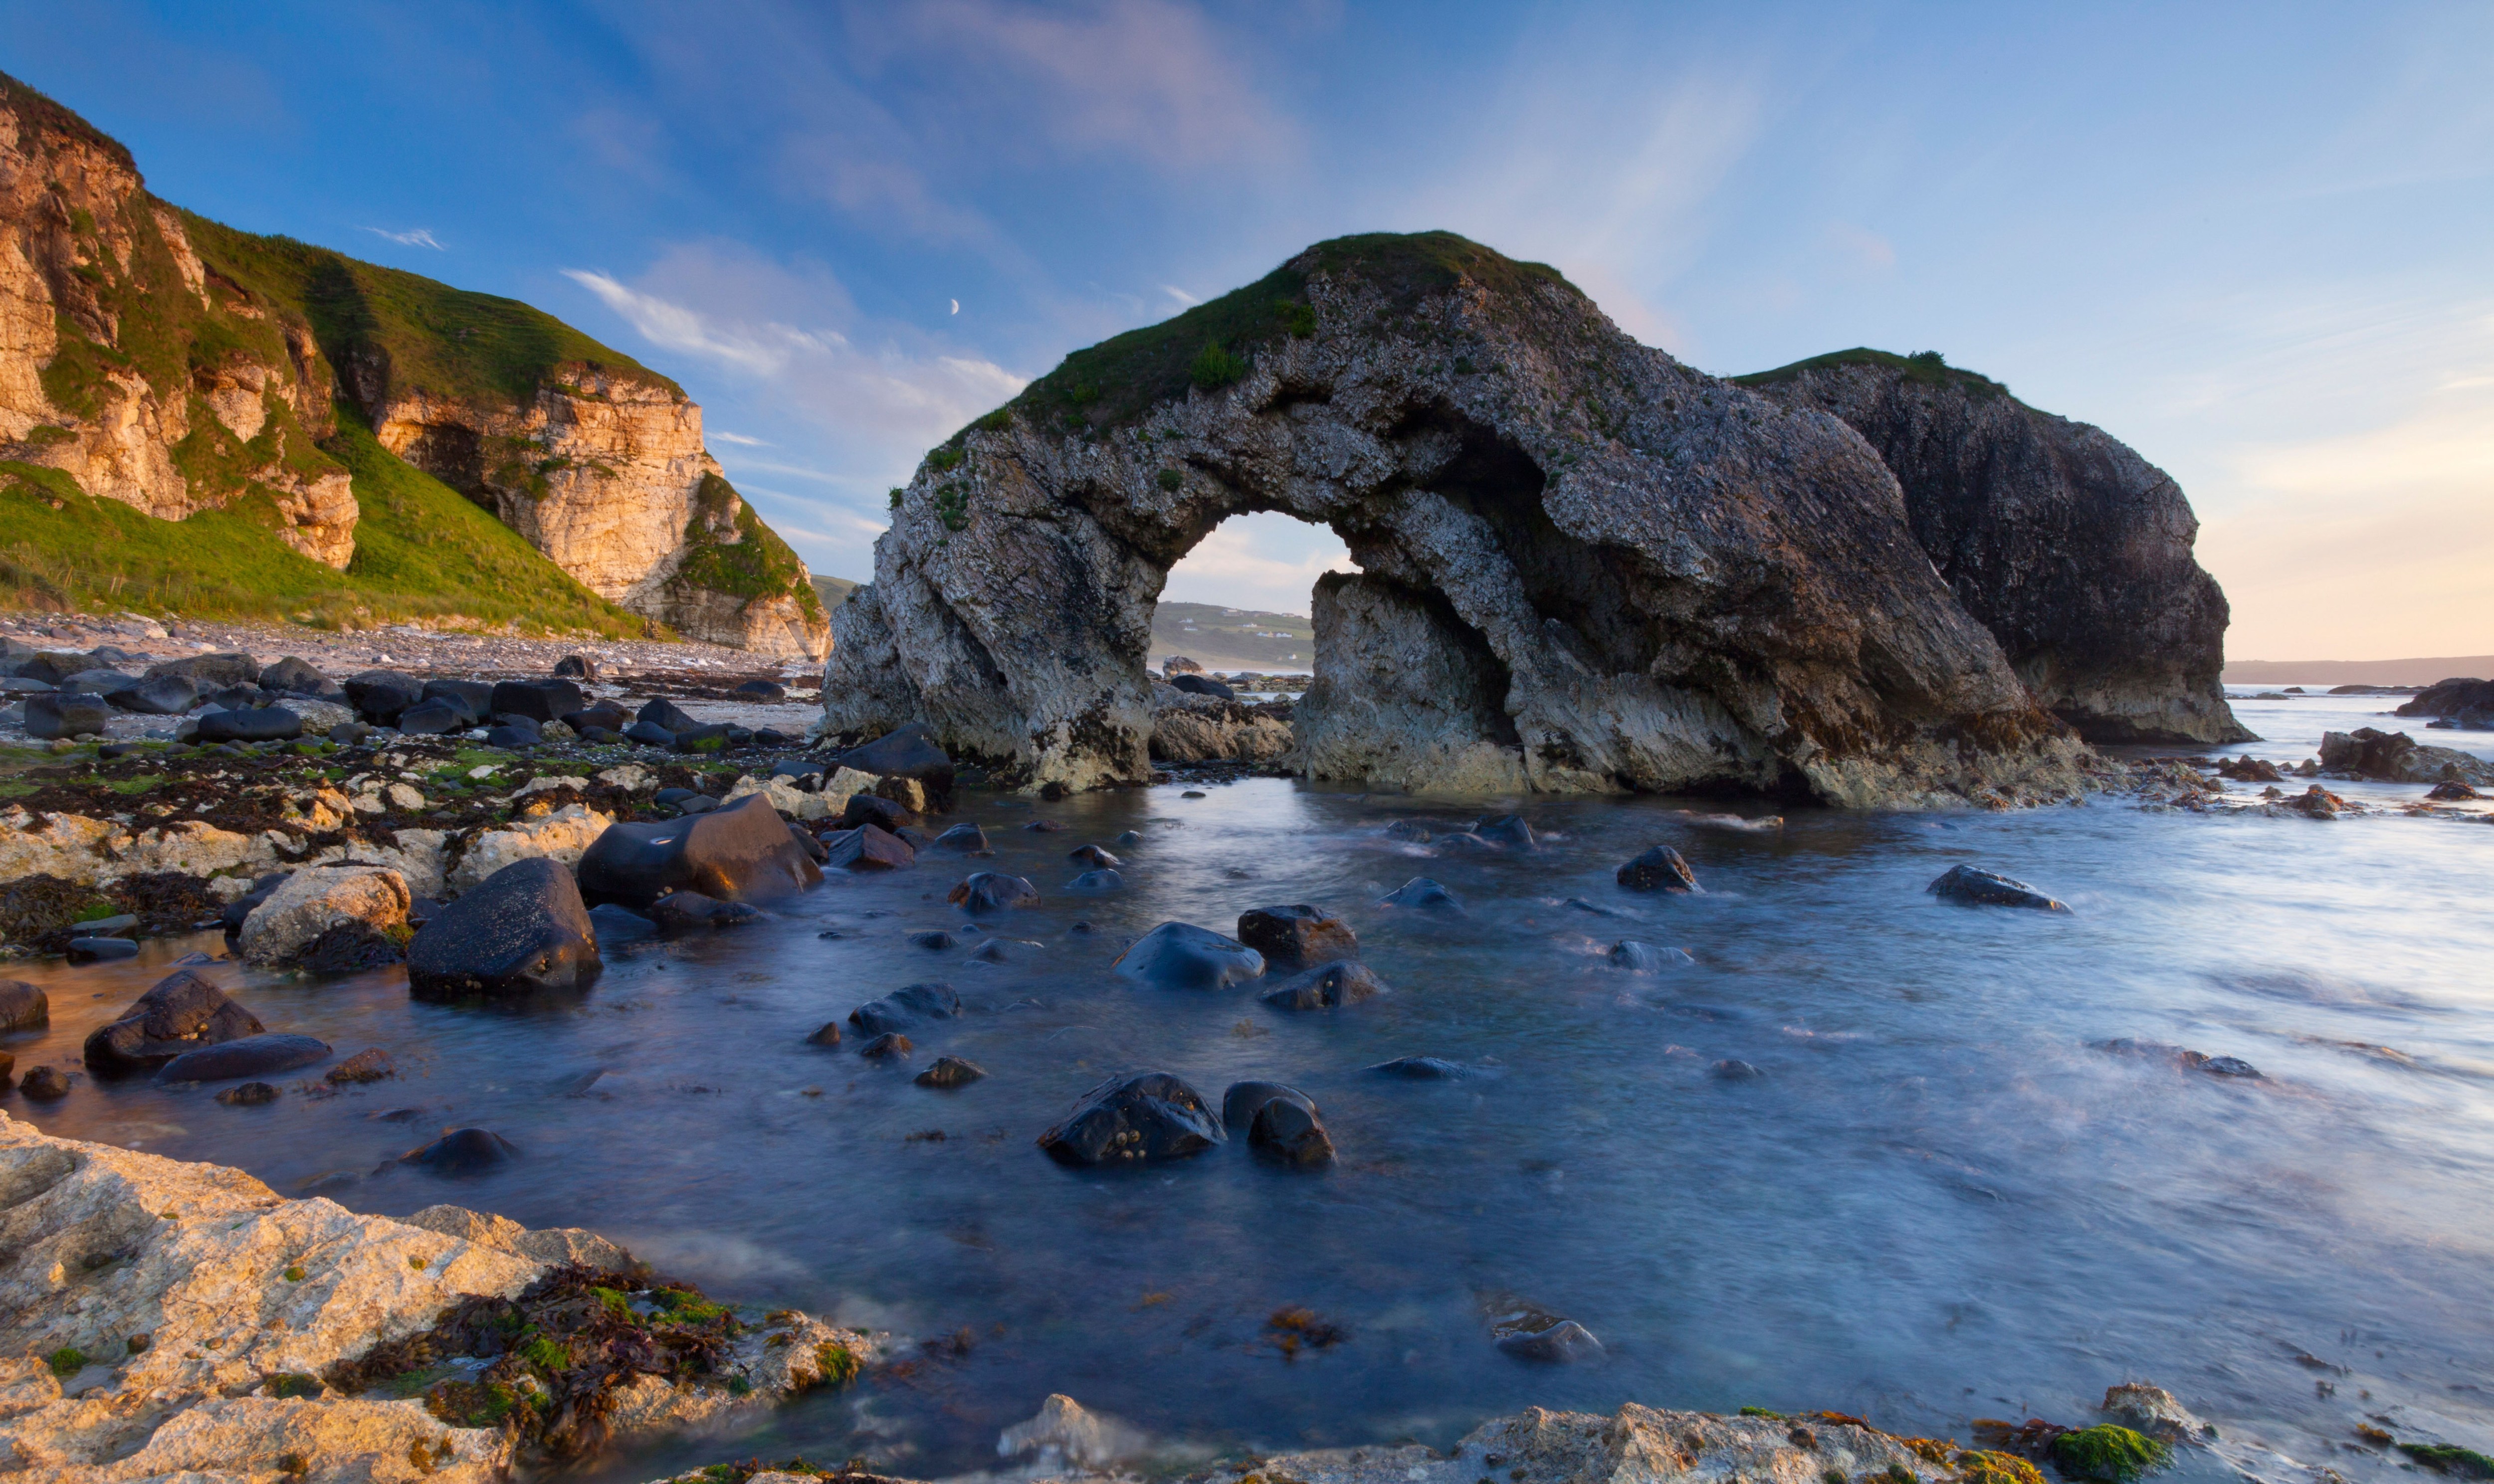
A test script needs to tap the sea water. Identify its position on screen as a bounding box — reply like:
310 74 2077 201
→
5 687 2489 1480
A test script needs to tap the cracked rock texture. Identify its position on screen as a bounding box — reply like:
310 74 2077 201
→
826 232 2091 806
1741 354 2248 745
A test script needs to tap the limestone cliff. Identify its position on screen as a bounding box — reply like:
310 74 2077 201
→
1739 350 2249 744
826 232 2092 806
0 70 825 658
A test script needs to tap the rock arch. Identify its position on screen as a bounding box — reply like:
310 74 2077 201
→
825 233 2092 806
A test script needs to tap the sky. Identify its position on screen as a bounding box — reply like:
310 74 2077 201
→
4 1 2489 659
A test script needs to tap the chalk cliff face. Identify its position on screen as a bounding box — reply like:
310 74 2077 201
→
0 70 825 657
826 232 2092 806
0 78 356 566
1741 352 2248 745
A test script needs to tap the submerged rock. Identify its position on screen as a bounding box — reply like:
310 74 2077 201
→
400 1127 521 1173
947 872 1040 914
915 1055 988 1089
214 1080 279 1106
1114 922 1266 990
84 969 266 1077
649 891 763 930
1261 960 1389 1009
1038 1072 1225 1166
1709 1059 1766 1081
1367 1055 1467 1079
0 978 47 1031
930 822 990 852
2100 1382 2215 1442
1617 845 1699 893
1236 903 1359 969
1608 940 1693 971
1069 843 1121 868
156 1033 332 1084
1066 867 1126 893
577 794 824 909
1378 877 1464 914
407 857 603 999
1222 1081 1335 1168
1495 1318 1606 1363
858 1032 914 1061
1927 864 2071 912
823 822 916 871
850 982 962 1035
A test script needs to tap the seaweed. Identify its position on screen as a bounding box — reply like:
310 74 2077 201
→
2400 1446 2494 1480
2048 1426 2170 1483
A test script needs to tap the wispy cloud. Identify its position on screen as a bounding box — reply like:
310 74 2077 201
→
563 268 844 374
709 430 772 447
362 226 444 249
1160 284 1200 308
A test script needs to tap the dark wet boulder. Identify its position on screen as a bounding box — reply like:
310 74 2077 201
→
421 679 494 725
25 692 112 739
400 1128 518 1174
1709 1059 1765 1081
915 1055 987 1089
788 822 829 865
1608 940 1692 971
930 822 989 852
1221 1082 1334 1168
1377 877 1463 914
858 1032 913 1061
19 1065 71 1099
806 1021 843 1047
145 651 258 689
636 697 701 733
823 823 916 871
832 722 955 807
407 857 604 999
58 668 138 696
649 891 763 930
0 979 48 1032
623 720 675 747
221 873 293 934
849 981 962 1035
202 685 271 712
1617 846 1698 893
838 793 918 832
299 921 408 975
554 654 599 680
216 1081 279 1107
1382 819 1432 842
909 930 959 950
485 718 541 749
325 1048 397 1084
947 872 1039 914
1236 904 1358 969
969 937 1043 963
1038 1071 1224 1166
1367 1055 1466 1079
258 657 329 694
84 970 266 1076
2426 778 2484 801
565 699 630 733
1171 673 1235 700
652 787 715 814
110 674 198 715
1114 829 1143 846
66 936 139 962
197 707 303 743
156 1033 332 1084
1115 922 1265 990
671 723 732 753
1927 864 2070 912
394 701 465 736
578 794 824 908
1022 818 1067 832
491 678 585 724
1476 814 1536 850
1496 1319 1604 1362
733 678 787 702
1068 843 1121 869
1260 959 1388 1010
1221 1080 1304 1131
345 670 424 724
1066 868 1125 893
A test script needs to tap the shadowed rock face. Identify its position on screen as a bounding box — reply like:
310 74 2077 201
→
825 232 2092 806
1739 353 2249 745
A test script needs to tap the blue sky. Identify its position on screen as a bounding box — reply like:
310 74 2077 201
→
6 1 2489 658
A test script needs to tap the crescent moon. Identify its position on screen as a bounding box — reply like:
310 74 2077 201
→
950 299 960 315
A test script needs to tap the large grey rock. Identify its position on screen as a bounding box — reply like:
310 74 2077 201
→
1114 921 1264 989
2319 727 2494 785
82 969 266 1077
408 857 603 999
1741 353 2249 745
110 672 198 714
822 232 2089 807
145 650 261 689
24 691 111 739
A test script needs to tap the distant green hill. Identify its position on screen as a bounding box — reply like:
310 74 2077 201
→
1152 601 1314 670
811 574 860 611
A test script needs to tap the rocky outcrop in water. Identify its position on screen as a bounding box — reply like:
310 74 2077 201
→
825 233 2090 807
0 71 824 657
1738 351 2248 745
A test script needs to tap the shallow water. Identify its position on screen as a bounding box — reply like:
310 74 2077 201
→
6 686 2492 1480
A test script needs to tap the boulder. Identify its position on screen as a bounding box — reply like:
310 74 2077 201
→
909 930 959 949
490 678 585 724
2427 780 2482 800
1220 1081 1334 1168
1068 843 1121 869
2100 1382 2216 1443
649 891 763 929
1608 940 1692 971
1171 672 1236 700
486 719 541 749
915 1055 987 1089
326 1048 397 1084
1927 864 2070 912
345 669 424 724
1476 814 1536 850
724 773 831 821
858 1032 913 1060
636 697 701 733
422 679 496 724
806 1021 843 1047
1163 656 1204 676
1710 1058 1765 1081
145 650 261 689
1367 1055 1466 1079
1236 904 1358 969
671 722 732 752
823 823 916 871
1067 867 1125 893
109 673 199 714
849 981 962 1035
215 1081 278 1106
197 706 304 744
83 969 266 1076
258 656 330 694
576 794 824 908
1038 1071 1224 1166
394 701 465 736
450 804 615 894
0 978 47 1031
554 653 599 680
969 936 1043 963
238 865 411 965
2396 676 2494 720
220 872 294 934
57 666 137 695
1378 877 1464 914
1496 1319 1605 1362
2319 727 2494 785
734 678 787 702
1114 921 1265 989
831 722 955 807
400 1127 519 1173
933 818 988 853
408 857 604 999
19 1064 70 1098
1260 959 1388 1009
837 793 918 832
947 871 1039 914
24 692 112 739
156 1033 333 1084
1617 845 1698 892
298 920 409 975
565 699 630 732
66 935 139 961
623 720 676 747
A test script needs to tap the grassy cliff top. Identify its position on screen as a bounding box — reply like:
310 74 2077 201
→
180 212 681 409
998 231 1579 436
1732 347 2018 402
0 70 139 175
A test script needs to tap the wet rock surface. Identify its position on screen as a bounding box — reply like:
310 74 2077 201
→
578 794 824 909
155 1031 332 1083
1260 959 1388 1009
1114 921 1266 990
408 857 603 999
1927 864 2071 912
1236 903 1358 969
83 969 266 1076
1038 1071 1225 1166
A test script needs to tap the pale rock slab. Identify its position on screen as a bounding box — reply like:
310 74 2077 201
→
446 804 612 895
237 864 410 964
